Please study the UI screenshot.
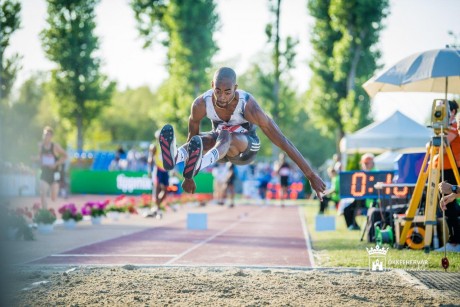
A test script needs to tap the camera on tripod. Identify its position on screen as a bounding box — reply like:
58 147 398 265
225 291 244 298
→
431 99 450 135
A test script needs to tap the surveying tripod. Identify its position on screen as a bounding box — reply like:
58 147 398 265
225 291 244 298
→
397 100 460 253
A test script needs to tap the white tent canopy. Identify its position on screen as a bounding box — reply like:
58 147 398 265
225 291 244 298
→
374 150 401 170
340 111 432 154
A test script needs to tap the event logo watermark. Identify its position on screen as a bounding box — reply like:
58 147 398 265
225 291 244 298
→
365 245 429 271
366 245 389 271
116 174 152 192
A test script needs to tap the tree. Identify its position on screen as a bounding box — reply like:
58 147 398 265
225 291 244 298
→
0 0 21 100
250 0 298 158
239 61 335 167
132 0 219 137
40 0 115 151
0 0 22 161
265 0 298 124
94 86 159 143
3 74 46 163
307 0 389 155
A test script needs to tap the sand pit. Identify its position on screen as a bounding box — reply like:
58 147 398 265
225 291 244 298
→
7 266 458 306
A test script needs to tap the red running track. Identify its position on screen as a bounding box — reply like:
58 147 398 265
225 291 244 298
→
30 205 314 267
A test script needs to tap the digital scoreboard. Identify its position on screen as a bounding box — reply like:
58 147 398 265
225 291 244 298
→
339 171 410 199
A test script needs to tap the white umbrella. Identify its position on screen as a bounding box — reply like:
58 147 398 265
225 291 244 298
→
363 48 460 98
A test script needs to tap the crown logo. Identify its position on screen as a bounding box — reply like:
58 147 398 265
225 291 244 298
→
366 245 389 256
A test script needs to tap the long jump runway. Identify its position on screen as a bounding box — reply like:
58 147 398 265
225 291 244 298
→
30 205 313 267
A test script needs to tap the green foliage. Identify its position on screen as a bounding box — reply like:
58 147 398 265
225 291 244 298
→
307 0 389 153
96 86 159 142
346 151 361 171
2 74 46 163
40 0 115 151
105 205 127 213
263 0 299 158
0 208 34 241
132 0 219 136
302 202 460 271
0 0 22 162
239 62 335 167
0 0 22 100
61 211 83 222
33 209 57 225
155 77 195 139
131 0 168 49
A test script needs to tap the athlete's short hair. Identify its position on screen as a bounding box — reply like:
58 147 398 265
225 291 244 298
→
213 67 237 84
43 126 54 135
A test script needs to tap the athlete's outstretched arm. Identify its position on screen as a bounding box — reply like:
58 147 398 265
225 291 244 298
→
244 96 326 199
186 96 207 142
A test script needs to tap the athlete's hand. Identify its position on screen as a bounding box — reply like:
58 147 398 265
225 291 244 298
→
182 178 197 194
307 172 326 201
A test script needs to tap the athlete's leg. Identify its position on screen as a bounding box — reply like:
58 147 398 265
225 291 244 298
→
160 124 219 171
150 171 156 207
181 132 256 194
156 173 169 209
226 183 235 207
159 124 178 170
39 180 50 209
225 133 250 158
155 183 166 208
50 182 59 202
183 130 233 179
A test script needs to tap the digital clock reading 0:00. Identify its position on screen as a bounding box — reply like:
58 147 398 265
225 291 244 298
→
339 171 409 199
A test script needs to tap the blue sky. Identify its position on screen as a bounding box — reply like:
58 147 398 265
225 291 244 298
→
6 0 460 124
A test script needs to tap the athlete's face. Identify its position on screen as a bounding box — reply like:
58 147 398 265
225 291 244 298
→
212 78 238 108
43 130 53 141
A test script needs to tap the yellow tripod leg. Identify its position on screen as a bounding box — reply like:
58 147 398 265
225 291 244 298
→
398 146 430 248
423 147 440 253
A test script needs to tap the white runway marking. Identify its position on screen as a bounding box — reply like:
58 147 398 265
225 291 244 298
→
165 206 267 265
298 206 315 267
51 254 178 258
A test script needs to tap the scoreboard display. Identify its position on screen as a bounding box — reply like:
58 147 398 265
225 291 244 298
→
339 171 410 199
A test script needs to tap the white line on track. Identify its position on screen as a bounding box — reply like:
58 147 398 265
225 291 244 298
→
298 205 315 268
51 254 178 258
164 206 267 265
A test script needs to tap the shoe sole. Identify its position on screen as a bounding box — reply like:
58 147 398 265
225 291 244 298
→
183 136 203 179
159 124 176 171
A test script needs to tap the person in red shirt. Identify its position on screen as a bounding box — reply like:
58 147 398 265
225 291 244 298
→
437 100 460 252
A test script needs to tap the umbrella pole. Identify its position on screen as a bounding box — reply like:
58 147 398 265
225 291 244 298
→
445 77 448 102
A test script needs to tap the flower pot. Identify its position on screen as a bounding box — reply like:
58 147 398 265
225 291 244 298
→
37 223 54 234
63 219 77 230
107 211 120 221
91 216 102 225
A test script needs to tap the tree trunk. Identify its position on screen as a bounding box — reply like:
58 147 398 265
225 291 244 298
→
76 114 84 152
271 0 281 160
347 31 366 92
335 127 345 157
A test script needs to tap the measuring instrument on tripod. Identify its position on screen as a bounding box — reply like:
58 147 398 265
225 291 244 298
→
397 99 458 268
